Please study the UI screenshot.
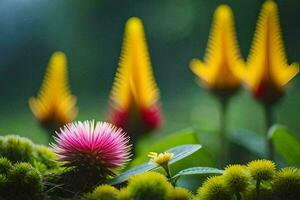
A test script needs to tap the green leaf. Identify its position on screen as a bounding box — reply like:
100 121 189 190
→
131 129 214 169
109 163 157 185
109 144 202 185
172 167 224 179
228 128 265 157
269 125 300 167
166 144 202 164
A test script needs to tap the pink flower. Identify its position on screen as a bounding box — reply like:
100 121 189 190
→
52 121 131 176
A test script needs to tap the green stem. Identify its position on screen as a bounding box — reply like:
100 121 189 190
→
164 165 175 186
236 192 242 200
219 98 229 167
46 128 56 144
264 105 274 160
256 179 261 199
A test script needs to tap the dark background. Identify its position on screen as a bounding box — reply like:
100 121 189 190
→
0 0 299 144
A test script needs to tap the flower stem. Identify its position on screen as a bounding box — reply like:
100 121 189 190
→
219 98 229 167
263 105 274 160
236 192 242 200
256 179 261 198
164 165 175 186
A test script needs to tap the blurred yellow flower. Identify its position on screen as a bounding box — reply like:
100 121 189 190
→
109 17 162 134
190 5 244 97
29 52 77 132
237 0 299 105
148 152 174 167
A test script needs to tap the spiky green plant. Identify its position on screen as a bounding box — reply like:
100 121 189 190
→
223 165 251 200
196 176 231 200
0 157 12 175
4 162 43 200
81 184 119 200
167 187 193 200
127 172 172 200
0 136 34 163
119 188 133 200
273 167 300 200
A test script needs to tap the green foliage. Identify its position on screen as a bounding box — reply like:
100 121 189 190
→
0 157 12 175
172 167 224 180
3 162 43 200
81 184 119 200
133 130 214 168
0 174 8 195
244 186 274 200
0 135 34 163
0 137 4 152
110 144 202 185
223 165 251 193
269 125 300 167
228 129 265 157
127 172 172 200
247 160 275 181
167 187 193 200
0 135 59 174
34 145 59 170
0 135 63 199
119 188 133 200
196 176 231 200
273 167 300 200
0 133 299 200
194 161 300 200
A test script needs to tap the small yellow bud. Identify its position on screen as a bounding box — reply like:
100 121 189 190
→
148 152 174 166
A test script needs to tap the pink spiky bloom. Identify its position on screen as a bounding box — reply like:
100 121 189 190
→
52 120 131 177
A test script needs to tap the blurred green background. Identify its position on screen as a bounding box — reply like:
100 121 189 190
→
0 0 299 148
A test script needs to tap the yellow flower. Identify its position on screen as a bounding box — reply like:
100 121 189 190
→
190 5 244 97
237 0 299 105
148 152 174 167
109 17 162 134
247 159 275 181
29 52 77 132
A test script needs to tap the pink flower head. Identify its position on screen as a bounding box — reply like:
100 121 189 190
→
52 121 131 176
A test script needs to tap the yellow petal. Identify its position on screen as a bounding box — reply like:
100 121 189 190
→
29 52 77 124
110 17 160 110
127 17 160 108
109 41 132 110
190 58 214 87
246 0 298 90
190 5 243 91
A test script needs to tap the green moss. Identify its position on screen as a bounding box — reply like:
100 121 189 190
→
34 145 58 170
1 136 34 163
196 176 231 200
127 172 172 200
5 162 43 200
167 187 193 200
0 135 60 174
0 157 12 175
0 137 4 152
32 160 48 174
273 167 300 200
0 174 8 194
82 184 119 200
